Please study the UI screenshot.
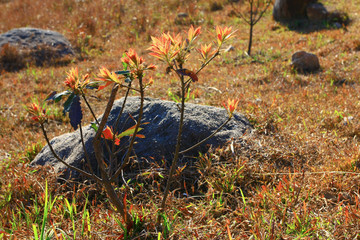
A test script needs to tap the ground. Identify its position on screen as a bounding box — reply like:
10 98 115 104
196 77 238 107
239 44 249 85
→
1 0 360 239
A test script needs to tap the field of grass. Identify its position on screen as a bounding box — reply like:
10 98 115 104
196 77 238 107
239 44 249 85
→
1 0 360 238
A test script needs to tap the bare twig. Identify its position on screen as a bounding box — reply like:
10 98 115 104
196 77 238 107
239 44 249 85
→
81 92 100 126
79 122 95 175
40 123 101 183
179 116 232 154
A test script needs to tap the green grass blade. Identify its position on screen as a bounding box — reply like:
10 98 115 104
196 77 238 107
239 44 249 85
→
32 224 39 240
40 181 49 240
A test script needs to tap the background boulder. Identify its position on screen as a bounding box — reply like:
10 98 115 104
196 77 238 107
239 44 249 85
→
291 51 320 73
306 3 328 22
31 97 252 179
273 0 317 21
0 28 74 69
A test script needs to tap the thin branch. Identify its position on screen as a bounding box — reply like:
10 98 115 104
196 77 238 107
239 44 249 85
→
40 123 102 183
93 84 120 175
79 122 95 175
196 51 220 75
253 1 272 25
110 77 145 182
230 2 251 25
114 82 132 132
81 92 100 126
118 83 140 92
179 116 232 154
183 51 221 89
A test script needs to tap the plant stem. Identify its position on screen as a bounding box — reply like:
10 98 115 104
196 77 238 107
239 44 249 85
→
81 92 100 126
114 82 132 132
160 73 186 212
248 2 254 56
159 50 224 219
110 77 145 182
92 84 132 225
197 52 220 75
79 122 95 175
184 51 220 89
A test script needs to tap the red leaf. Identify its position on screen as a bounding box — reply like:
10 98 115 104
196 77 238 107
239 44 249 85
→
176 69 198 82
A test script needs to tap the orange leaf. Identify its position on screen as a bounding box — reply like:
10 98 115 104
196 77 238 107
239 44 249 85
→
176 69 198 82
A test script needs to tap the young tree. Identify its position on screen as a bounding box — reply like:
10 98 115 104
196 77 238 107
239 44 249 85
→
231 0 272 56
27 25 237 233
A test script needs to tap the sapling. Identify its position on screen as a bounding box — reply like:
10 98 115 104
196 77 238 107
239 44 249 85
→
26 25 239 233
231 0 272 56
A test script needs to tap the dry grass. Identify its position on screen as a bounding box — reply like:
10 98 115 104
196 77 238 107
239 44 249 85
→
1 0 360 238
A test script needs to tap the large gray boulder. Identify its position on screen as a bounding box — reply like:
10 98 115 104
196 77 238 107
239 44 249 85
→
0 27 74 55
31 97 252 179
0 28 74 66
273 0 317 22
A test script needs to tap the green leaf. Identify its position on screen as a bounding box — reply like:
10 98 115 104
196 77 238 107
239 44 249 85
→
55 91 72 103
122 53 128 70
69 95 82 130
117 126 143 138
63 93 75 114
32 224 39 240
91 123 98 132
85 82 100 90
115 70 130 76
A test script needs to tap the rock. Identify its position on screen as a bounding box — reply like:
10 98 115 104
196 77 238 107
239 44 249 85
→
209 2 223 12
224 45 235 52
175 12 190 25
31 97 252 179
0 28 74 65
291 51 320 73
273 0 317 22
177 12 189 18
306 3 328 22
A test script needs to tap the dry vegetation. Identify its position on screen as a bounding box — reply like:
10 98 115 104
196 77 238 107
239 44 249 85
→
1 0 360 239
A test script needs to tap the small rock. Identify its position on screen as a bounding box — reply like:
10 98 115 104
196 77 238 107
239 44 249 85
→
291 51 320 73
177 12 189 18
343 116 353 126
306 3 328 22
224 45 235 52
207 87 222 94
